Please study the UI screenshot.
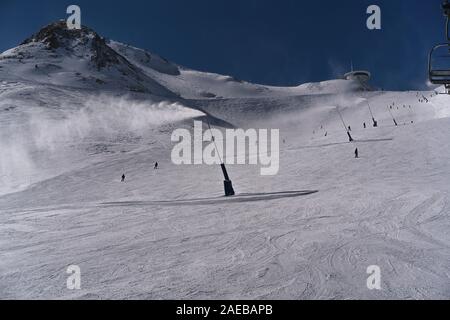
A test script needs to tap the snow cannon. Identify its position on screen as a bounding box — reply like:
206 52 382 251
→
205 119 235 197
347 131 354 142
372 118 378 127
366 101 378 128
335 106 354 143
221 163 235 196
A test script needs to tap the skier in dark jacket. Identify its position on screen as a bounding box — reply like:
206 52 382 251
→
121 174 125 182
363 122 366 129
354 148 359 158
154 162 158 170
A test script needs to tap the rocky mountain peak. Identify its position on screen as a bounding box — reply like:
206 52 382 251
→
21 21 121 70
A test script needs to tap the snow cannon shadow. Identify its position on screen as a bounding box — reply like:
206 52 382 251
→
102 190 318 207
177 114 235 129
289 141 350 150
353 138 394 143
290 137 393 150
195 114 235 128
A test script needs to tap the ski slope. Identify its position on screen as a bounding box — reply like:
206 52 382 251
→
0 22 449 300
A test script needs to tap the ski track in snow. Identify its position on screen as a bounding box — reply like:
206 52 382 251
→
1 33 450 298
1 99 449 299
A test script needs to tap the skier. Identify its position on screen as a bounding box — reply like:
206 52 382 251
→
354 148 359 158
154 162 158 170
363 122 366 129
348 125 352 132
324 131 328 137
121 174 125 182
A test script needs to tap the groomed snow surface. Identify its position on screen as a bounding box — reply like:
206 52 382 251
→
0 24 449 299
1 83 449 300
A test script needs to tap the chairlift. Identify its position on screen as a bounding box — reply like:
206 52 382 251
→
428 1 450 93
428 43 450 88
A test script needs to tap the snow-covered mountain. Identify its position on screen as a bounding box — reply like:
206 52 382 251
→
1 22 449 300
110 39 366 99
0 21 178 97
0 21 366 100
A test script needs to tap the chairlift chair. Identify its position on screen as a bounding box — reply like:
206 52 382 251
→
429 1 450 93
429 43 450 90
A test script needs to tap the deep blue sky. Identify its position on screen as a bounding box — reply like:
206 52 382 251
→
0 0 444 90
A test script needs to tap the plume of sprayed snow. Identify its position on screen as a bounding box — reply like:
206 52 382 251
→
0 140 36 193
0 95 204 193
425 79 440 91
328 58 347 79
263 92 365 136
29 95 204 149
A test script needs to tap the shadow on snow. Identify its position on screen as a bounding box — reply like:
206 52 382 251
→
101 190 319 207
288 137 394 150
